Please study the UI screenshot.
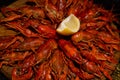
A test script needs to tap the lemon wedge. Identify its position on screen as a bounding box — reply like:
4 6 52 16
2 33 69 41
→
56 14 80 36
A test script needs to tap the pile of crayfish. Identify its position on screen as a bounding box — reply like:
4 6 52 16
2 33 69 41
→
0 0 120 80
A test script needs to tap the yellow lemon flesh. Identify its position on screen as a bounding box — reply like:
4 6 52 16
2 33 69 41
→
56 14 80 36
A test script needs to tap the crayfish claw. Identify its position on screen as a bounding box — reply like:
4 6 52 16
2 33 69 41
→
12 67 33 80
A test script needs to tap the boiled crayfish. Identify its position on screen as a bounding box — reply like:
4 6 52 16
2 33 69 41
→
0 0 120 80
